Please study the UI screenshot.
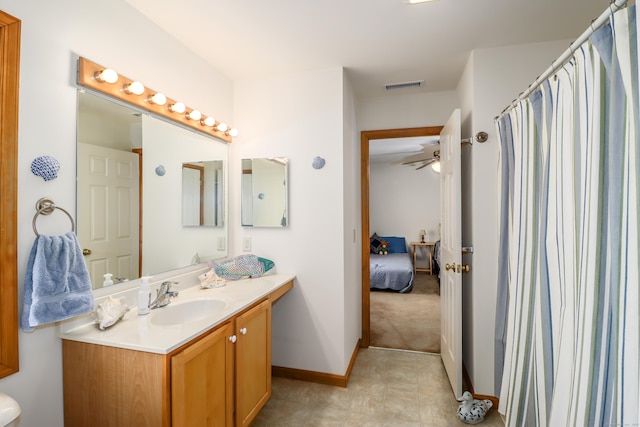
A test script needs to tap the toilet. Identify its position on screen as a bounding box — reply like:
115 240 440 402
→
0 393 20 426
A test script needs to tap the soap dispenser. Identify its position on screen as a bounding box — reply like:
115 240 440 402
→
137 276 152 315
103 273 114 287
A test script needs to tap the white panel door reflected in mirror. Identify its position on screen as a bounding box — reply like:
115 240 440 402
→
241 158 288 227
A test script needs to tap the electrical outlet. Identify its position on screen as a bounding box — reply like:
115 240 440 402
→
217 236 225 251
242 237 251 252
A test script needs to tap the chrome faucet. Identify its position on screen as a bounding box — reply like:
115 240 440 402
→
149 281 179 309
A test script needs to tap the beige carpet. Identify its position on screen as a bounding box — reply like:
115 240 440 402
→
370 273 441 353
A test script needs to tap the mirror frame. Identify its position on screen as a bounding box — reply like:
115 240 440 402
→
241 158 289 227
0 10 21 379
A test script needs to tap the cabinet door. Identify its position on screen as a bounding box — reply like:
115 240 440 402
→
235 299 272 427
172 321 234 427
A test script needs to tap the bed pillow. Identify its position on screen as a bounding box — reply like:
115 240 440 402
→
370 233 384 254
380 236 407 253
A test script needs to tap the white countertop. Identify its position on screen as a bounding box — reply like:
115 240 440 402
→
58 272 295 354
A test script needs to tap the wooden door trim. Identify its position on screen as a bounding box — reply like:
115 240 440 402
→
0 9 21 379
360 126 443 348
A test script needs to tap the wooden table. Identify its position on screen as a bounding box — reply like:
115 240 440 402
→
411 242 436 275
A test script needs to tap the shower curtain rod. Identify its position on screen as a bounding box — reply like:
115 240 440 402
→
497 0 629 118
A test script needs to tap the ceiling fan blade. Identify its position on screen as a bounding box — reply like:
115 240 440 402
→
402 158 433 165
415 159 435 170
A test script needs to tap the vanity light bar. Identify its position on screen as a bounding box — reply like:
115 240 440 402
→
77 57 237 143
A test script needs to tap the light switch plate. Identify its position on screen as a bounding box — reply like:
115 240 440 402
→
242 237 251 252
217 236 226 251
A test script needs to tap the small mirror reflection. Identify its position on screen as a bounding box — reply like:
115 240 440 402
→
182 160 224 227
241 158 288 227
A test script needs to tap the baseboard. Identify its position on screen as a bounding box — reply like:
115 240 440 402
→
462 362 499 409
272 339 361 388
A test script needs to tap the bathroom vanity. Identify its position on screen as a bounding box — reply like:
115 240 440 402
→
59 272 294 427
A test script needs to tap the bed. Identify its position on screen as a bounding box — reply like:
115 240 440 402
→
369 234 414 293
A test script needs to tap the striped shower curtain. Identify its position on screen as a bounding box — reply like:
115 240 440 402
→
495 5 639 427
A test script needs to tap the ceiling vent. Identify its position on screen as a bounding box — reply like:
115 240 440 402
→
385 80 424 90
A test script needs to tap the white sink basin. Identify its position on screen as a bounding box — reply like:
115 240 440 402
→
150 299 227 326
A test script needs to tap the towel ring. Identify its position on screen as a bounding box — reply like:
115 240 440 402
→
32 197 75 236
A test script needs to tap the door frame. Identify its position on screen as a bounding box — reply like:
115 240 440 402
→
0 10 20 379
360 126 443 348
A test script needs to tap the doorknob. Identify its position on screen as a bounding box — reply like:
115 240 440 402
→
460 264 470 273
445 263 455 271
82 248 92 256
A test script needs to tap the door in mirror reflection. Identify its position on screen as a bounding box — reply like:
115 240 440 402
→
182 161 224 227
78 143 140 287
241 158 288 227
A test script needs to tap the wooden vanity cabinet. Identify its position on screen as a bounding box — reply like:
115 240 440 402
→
63 298 273 427
235 299 271 427
171 321 235 427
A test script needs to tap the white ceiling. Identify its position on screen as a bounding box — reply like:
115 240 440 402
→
124 0 609 98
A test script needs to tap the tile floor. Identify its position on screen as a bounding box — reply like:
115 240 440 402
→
253 347 505 427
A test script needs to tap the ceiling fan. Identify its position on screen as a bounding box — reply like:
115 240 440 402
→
401 149 440 170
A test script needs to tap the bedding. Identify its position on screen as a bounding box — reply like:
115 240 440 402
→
379 236 407 253
370 253 414 293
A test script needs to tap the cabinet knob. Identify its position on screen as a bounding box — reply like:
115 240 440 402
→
229 335 237 343
240 327 247 335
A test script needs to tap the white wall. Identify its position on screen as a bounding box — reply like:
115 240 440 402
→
358 90 458 130
457 39 572 396
0 1 233 425
232 67 360 376
342 71 361 366
370 161 441 264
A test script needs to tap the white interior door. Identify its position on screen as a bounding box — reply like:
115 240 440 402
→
78 143 140 287
439 109 463 398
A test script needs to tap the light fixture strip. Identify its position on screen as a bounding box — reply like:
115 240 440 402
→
77 57 234 143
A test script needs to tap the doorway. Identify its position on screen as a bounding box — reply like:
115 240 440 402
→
360 126 443 348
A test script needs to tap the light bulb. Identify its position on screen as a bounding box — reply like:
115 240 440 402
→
148 93 167 106
169 102 186 114
124 81 145 95
228 128 239 137
95 68 118 84
186 109 202 121
202 116 215 127
216 122 228 132
431 161 441 173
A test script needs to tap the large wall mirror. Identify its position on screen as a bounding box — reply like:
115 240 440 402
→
77 91 228 289
241 158 288 227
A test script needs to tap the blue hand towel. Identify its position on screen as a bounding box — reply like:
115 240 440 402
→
21 232 95 332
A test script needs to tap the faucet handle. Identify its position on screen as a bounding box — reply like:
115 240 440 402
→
160 281 177 290
160 281 179 297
